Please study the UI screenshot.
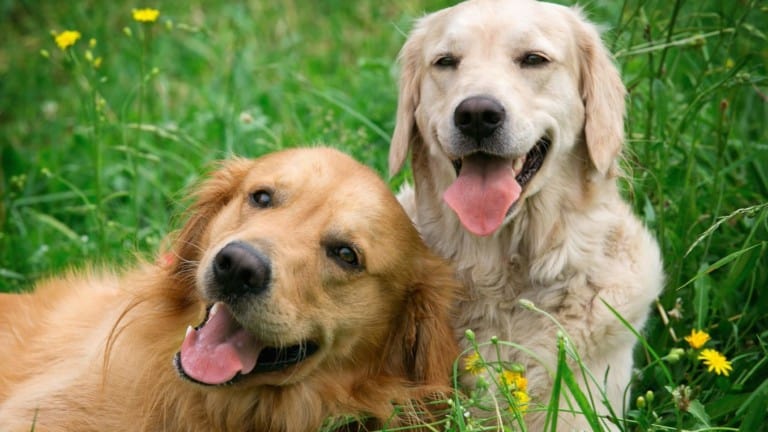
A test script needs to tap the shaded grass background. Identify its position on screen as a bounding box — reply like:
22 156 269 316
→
0 0 766 429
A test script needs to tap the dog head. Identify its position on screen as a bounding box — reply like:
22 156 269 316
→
169 147 458 391
390 0 625 236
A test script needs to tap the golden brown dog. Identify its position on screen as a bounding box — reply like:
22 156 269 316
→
390 0 664 430
0 147 460 432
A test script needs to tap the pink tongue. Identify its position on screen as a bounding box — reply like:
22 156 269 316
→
179 303 262 385
443 154 521 237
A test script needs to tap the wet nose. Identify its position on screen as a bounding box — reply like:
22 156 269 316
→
453 96 506 140
212 241 271 298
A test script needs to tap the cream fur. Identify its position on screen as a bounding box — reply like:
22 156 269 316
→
389 1 664 430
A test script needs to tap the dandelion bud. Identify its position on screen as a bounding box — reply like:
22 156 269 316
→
636 396 646 409
475 376 489 390
40 49 50 58
645 390 654 403
664 347 685 363
464 329 476 342
123 27 133 37
89 38 97 48
239 112 254 124
84 50 93 62
519 299 535 310
165 19 174 30
490 336 499 345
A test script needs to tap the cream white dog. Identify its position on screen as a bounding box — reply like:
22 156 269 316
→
389 0 664 430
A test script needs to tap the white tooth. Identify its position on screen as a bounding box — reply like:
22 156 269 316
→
513 156 525 172
210 302 222 318
186 325 194 337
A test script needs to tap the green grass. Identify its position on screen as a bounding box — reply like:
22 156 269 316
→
1 0 766 430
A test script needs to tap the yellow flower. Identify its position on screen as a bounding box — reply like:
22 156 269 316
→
510 390 530 415
500 370 528 392
132 8 160 23
685 329 711 350
698 349 733 376
464 352 484 375
54 30 81 50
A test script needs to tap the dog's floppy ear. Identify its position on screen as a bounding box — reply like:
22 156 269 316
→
573 8 626 176
171 158 253 277
387 253 459 387
389 20 427 177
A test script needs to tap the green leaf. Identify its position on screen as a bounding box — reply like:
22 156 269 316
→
686 399 711 428
692 264 712 330
738 382 768 432
27 210 80 243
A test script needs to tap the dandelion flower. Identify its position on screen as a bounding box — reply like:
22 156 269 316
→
500 370 527 392
54 30 81 50
510 390 530 415
132 8 160 23
698 349 733 376
685 329 711 349
464 352 484 375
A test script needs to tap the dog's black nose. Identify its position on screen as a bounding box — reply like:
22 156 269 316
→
213 242 271 298
454 96 506 140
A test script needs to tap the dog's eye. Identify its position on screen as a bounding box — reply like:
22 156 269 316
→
434 55 459 68
328 245 361 269
520 53 549 67
249 190 273 208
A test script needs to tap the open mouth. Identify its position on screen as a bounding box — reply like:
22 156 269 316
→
451 137 551 187
174 302 319 386
443 137 551 237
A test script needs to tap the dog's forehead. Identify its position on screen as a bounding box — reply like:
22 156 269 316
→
245 148 396 214
245 148 371 187
422 0 572 55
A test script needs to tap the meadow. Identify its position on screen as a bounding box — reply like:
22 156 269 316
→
1 0 766 430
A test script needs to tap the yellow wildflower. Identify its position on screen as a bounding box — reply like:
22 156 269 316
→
464 352 484 375
500 369 527 392
698 349 733 376
685 329 711 350
132 8 160 23
54 30 81 50
510 390 530 415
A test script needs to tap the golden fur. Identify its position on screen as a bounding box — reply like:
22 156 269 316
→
390 1 664 430
0 147 460 432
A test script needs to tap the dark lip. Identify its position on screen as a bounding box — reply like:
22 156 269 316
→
175 303 320 387
451 137 551 187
